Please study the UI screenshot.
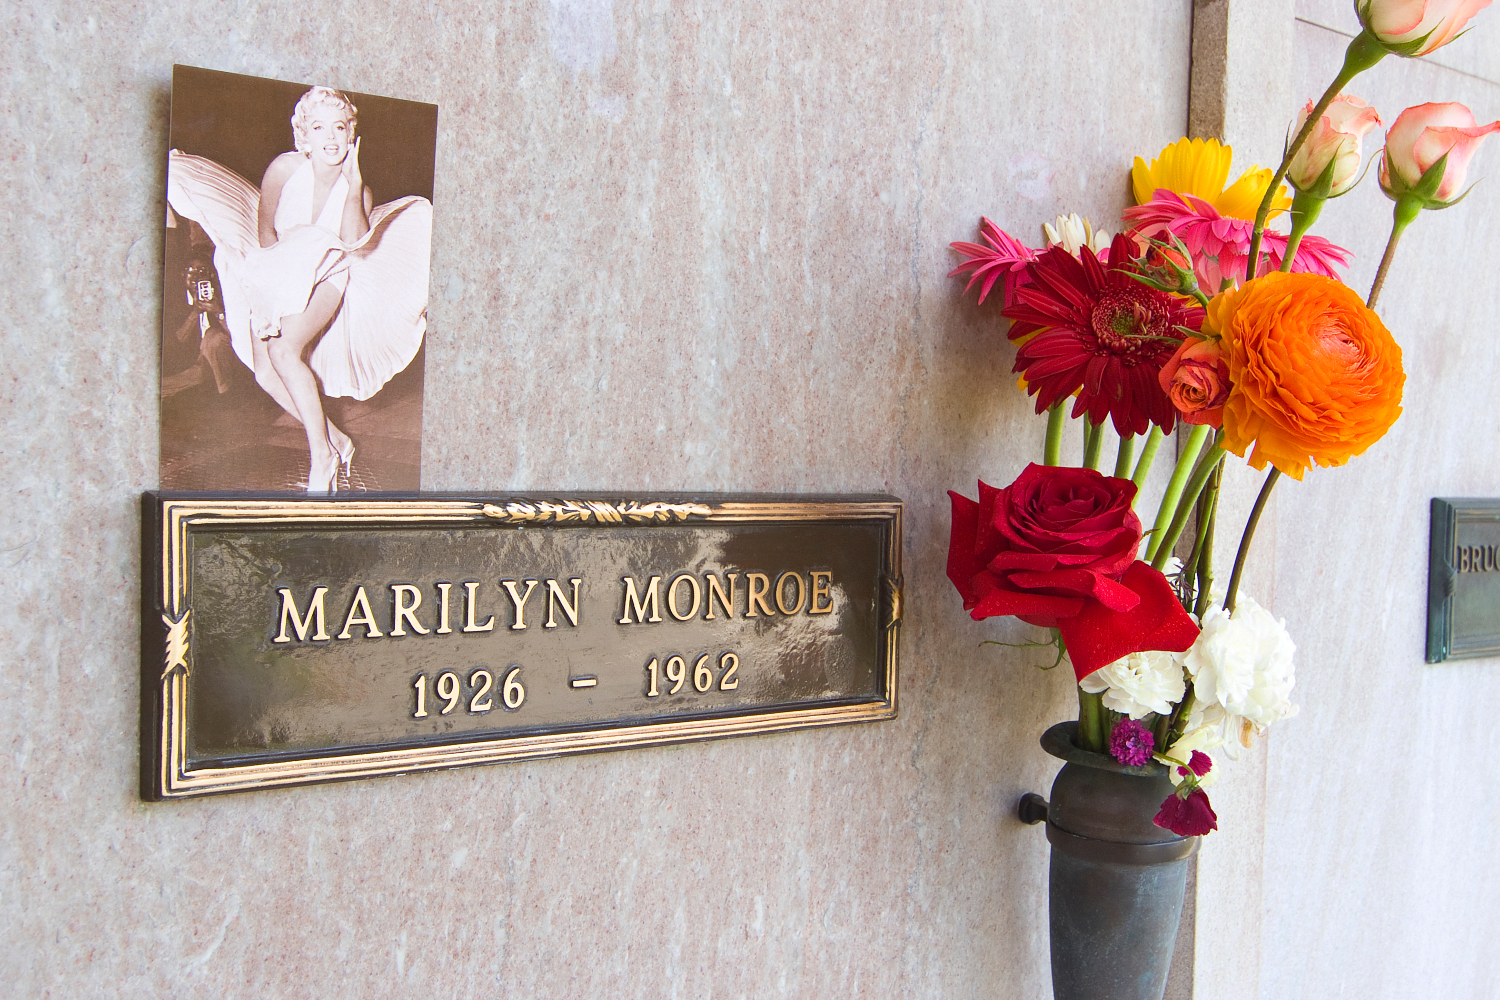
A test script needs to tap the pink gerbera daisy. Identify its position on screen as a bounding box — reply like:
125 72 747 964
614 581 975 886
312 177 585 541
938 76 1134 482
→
948 217 1036 307
1123 190 1352 292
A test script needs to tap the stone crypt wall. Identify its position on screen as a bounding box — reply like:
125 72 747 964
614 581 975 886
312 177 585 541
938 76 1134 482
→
1260 3 1500 997
2 1 1496 997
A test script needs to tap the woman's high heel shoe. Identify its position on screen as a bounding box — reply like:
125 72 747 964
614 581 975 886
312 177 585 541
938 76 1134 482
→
306 453 340 494
328 422 355 485
336 439 355 482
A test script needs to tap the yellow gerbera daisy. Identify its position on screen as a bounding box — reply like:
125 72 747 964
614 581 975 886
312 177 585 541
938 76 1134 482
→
1131 138 1290 220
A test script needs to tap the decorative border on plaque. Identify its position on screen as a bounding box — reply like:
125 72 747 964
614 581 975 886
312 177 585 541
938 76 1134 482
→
142 493 901 799
1427 497 1500 663
480 499 714 523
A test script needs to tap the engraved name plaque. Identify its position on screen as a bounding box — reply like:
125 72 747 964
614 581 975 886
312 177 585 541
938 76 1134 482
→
1427 498 1500 662
141 493 901 798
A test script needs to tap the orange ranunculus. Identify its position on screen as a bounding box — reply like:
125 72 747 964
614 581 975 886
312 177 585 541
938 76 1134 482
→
1206 272 1404 480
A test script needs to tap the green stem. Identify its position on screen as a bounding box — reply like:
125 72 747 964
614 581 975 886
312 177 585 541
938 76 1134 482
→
1083 419 1105 471
1281 188 1327 272
1178 462 1221 607
1044 402 1067 466
1245 31 1386 283
1152 710 1172 751
1166 684 1196 748
1150 444 1227 572
1144 425 1211 563
1077 687 1106 753
1224 467 1282 614
1132 426 1166 495
1114 433 1137 479
1367 197 1420 310
1102 706 1122 748
1192 463 1223 619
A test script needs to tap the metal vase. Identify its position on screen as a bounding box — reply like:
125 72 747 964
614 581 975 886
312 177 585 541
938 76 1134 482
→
1034 721 1198 1000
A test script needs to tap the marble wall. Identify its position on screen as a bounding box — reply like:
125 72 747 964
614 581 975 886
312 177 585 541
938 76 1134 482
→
2 2 1193 996
4 0 1494 996
1261 4 1500 996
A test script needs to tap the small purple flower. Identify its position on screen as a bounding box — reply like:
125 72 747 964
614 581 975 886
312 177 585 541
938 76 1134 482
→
1108 718 1155 766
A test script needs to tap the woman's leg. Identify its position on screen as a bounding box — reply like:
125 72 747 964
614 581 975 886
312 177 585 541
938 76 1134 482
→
253 335 353 462
252 334 297 414
266 280 346 490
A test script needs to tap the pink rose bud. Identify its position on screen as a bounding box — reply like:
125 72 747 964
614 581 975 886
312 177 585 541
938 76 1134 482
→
1288 94 1382 195
1356 0 1493 57
1379 102 1500 204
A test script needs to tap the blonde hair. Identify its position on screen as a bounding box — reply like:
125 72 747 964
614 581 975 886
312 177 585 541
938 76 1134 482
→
290 86 358 154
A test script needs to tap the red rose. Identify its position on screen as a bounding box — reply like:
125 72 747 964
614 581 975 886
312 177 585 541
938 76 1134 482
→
947 464 1200 680
947 465 1146 623
1153 788 1218 837
1158 337 1230 428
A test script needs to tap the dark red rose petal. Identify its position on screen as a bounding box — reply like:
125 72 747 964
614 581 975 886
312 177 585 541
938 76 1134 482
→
1008 567 1141 611
973 480 1008 560
945 490 985 607
968 585 1085 625
986 550 1063 574
1056 561 1200 680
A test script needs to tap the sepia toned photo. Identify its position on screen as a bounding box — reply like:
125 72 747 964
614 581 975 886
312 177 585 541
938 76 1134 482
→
160 65 436 491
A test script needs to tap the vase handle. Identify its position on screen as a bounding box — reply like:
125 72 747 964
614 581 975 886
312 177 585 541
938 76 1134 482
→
1017 792 1049 825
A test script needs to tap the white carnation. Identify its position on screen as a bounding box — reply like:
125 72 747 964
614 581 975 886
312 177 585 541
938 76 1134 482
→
1184 593 1298 733
1078 648 1186 719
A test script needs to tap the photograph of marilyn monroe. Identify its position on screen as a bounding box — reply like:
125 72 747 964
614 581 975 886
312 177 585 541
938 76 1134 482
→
161 66 436 492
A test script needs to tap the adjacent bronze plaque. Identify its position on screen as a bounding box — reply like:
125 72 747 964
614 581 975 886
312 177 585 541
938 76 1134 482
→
141 492 901 798
1428 498 1500 662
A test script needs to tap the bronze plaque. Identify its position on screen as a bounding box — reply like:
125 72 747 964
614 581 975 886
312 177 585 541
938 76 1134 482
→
141 493 901 798
1428 497 1500 662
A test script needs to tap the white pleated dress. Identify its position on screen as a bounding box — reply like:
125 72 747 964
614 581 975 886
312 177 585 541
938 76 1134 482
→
166 149 432 400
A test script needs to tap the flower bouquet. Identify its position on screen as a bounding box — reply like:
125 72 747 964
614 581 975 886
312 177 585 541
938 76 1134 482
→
945 2 1495 996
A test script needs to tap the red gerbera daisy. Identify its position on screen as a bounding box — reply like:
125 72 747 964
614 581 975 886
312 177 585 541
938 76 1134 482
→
1004 233 1204 437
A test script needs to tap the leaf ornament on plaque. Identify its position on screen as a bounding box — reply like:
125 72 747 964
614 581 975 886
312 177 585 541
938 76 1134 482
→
162 610 191 679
